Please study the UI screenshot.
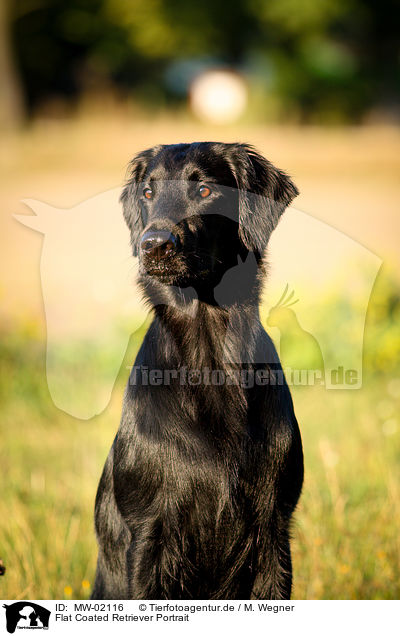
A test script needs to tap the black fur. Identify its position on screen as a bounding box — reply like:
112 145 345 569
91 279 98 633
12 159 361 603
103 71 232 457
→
92 142 303 600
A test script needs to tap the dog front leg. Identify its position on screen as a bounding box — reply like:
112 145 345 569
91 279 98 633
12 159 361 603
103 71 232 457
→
250 519 293 600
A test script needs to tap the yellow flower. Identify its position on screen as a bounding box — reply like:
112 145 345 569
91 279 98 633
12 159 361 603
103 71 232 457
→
339 564 350 574
377 550 386 560
64 585 73 597
81 580 91 590
314 537 322 546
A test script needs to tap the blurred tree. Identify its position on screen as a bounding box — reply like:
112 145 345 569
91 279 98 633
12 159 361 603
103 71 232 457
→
0 0 25 127
5 0 400 122
250 0 400 121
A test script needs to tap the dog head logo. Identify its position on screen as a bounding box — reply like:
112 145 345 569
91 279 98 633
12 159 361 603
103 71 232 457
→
2 602 50 633
15 189 148 419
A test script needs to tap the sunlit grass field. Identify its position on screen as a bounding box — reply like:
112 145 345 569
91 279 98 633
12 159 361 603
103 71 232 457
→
1 274 399 600
1 115 400 600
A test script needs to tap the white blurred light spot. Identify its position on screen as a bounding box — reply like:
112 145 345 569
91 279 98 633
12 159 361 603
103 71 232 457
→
382 418 398 436
387 378 400 398
190 70 247 124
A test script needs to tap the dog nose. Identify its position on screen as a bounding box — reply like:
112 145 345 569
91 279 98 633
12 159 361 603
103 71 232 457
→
140 231 177 260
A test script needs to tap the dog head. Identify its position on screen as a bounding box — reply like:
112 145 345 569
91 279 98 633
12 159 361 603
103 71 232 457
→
121 142 298 297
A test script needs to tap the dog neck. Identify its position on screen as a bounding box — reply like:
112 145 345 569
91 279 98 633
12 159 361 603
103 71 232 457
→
151 297 262 371
139 254 266 367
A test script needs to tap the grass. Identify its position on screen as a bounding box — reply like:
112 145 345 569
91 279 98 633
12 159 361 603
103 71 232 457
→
1 284 399 600
0 324 145 600
292 383 400 599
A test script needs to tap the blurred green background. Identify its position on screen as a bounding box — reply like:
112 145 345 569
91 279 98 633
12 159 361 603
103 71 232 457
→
1 0 400 600
1 0 399 125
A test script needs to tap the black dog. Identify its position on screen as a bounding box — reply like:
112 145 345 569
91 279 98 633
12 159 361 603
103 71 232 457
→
92 142 303 600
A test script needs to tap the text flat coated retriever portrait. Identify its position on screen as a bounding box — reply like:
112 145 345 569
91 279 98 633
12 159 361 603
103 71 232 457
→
92 142 304 600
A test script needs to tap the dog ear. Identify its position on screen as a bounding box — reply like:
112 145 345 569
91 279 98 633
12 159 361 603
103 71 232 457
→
230 144 299 256
120 146 162 256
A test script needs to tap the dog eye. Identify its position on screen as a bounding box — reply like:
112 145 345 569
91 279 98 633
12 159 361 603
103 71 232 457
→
143 187 153 200
199 185 211 198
